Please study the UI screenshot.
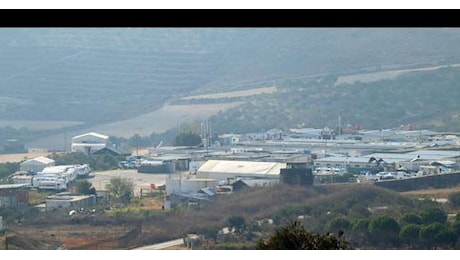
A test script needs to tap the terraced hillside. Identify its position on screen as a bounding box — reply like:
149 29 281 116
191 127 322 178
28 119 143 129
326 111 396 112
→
0 29 222 123
2 28 460 149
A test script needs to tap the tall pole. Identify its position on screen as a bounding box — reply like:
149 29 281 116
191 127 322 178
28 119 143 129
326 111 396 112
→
338 115 341 136
209 121 212 147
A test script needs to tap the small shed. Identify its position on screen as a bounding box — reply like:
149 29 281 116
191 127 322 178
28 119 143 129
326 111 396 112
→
46 194 96 212
0 183 29 208
19 156 55 172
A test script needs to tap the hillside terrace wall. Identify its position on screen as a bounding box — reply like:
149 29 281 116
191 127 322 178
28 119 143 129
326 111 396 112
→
374 171 460 192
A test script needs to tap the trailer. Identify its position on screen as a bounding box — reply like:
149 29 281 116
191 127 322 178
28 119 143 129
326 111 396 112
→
32 174 67 191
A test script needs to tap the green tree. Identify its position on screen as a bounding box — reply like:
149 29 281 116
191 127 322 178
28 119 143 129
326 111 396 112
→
200 225 221 242
400 212 423 225
350 218 370 246
105 177 134 205
399 224 421 248
256 221 352 250
227 215 246 234
448 192 460 208
0 162 20 180
419 222 445 249
449 220 460 237
75 180 96 195
173 131 202 146
368 216 400 247
420 207 447 225
326 217 351 234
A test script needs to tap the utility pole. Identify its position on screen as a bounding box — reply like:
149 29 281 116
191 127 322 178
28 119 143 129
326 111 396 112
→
338 115 341 136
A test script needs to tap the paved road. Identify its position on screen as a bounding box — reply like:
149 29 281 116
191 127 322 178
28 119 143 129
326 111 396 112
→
132 238 184 250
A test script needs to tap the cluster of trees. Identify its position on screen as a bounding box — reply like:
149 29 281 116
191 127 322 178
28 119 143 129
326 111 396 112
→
75 177 134 205
0 162 19 182
324 207 460 249
0 126 36 144
50 152 124 171
173 131 202 146
108 123 203 148
196 206 460 250
257 221 351 250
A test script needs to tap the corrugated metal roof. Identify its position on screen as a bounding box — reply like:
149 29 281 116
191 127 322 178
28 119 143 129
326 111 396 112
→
72 132 109 140
21 156 54 165
314 156 370 163
407 150 460 158
197 160 285 175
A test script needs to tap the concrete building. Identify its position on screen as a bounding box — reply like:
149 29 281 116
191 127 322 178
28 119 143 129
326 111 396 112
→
71 132 110 155
46 193 96 212
231 178 279 192
0 184 29 208
166 178 218 195
19 156 55 172
314 156 372 174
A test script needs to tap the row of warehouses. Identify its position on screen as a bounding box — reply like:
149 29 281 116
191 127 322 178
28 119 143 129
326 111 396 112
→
2 131 460 210
313 149 460 174
157 147 460 208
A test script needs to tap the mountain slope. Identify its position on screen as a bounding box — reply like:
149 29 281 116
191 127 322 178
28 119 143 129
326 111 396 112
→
209 65 460 133
1 28 460 148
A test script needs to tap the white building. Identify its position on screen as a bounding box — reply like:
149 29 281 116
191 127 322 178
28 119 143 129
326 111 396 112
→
19 156 55 172
166 178 218 195
196 160 286 181
71 132 110 154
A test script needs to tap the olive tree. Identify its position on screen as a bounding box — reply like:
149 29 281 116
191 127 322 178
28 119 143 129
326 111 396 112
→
105 177 135 205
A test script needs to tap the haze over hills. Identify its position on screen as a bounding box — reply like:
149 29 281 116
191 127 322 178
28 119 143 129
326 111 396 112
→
1 28 460 149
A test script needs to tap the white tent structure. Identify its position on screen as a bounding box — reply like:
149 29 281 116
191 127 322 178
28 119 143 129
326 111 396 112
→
196 160 286 181
71 132 109 154
19 156 55 172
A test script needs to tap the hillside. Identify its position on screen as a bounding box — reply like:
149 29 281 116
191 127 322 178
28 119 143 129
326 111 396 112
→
1 28 460 148
6 183 435 249
209 65 460 133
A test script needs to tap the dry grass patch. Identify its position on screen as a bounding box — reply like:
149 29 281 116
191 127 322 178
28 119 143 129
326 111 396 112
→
400 185 460 199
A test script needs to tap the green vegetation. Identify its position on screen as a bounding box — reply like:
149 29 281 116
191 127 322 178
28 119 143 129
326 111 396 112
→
173 131 202 146
0 162 19 181
256 221 352 250
28 190 54 205
50 152 123 171
4 182 460 249
75 180 96 195
105 177 135 205
448 192 460 208
210 66 460 133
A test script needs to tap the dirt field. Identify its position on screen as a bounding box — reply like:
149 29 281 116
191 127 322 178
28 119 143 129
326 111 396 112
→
90 102 244 137
0 151 53 163
181 86 277 100
335 63 460 86
28 102 244 149
400 184 460 199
